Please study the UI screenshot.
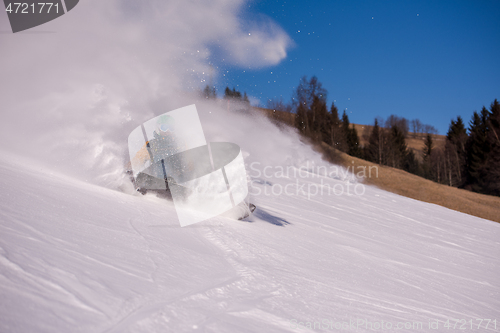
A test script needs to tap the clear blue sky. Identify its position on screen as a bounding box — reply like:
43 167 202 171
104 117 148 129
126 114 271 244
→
213 0 500 134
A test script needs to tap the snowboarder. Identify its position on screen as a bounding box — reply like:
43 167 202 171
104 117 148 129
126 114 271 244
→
129 114 187 196
128 113 255 220
131 114 185 171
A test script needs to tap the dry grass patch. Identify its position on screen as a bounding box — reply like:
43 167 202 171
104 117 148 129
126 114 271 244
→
355 123 446 161
317 142 500 223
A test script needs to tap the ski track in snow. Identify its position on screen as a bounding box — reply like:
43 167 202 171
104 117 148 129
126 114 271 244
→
0 152 499 332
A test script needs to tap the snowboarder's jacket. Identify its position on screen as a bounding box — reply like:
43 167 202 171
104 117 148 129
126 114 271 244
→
130 131 189 183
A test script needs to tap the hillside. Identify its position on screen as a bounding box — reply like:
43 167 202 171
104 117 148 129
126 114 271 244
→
354 124 446 161
1 1 498 331
256 107 500 220
317 142 500 223
257 108 447 161
1 125 499 331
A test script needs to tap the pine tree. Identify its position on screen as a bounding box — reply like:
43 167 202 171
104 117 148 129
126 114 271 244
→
329 102 343 149
445 116 467 186
483 99 500 195
318 99 330 143
404 149 421 175
464 108 490 192
489 99 500 144
295 103 308 134
367 119 382 163
203 85 211 99
337 110 350 153
338 110 361 156
387 125 407 168
310 95 328 142
232 87 242 100
422 134 433 179
423 134 433 160
347 124 361 157
202 85 216 99
224 86 232 99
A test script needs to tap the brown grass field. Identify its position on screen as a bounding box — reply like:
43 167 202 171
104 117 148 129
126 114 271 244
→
254 108 448 161
355 124 446 161
253 107 500 223
316 142 500 223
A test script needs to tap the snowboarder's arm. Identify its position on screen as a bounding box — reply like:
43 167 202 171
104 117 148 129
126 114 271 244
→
131 141 152 168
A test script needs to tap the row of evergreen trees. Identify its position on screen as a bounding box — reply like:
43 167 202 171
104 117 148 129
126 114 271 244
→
364 117 420 174
291 76 362 156
287 76 424 172
284 76 499 197
201 79 499 196
201 84 250 104
438 100 500 195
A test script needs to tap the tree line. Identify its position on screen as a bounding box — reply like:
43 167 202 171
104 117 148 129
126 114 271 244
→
201 79 499 197
201 84 250 104
270 76 434 172
437 100 500 195
381 100 500 197
269 76 499 197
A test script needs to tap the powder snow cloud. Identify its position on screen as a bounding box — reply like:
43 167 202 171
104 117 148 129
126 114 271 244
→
0 0 292 186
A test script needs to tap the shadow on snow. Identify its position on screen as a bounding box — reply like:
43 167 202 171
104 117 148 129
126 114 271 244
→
252 207 290 226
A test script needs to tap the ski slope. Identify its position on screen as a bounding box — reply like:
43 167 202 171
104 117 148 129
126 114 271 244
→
1 0 498 331
1 139 499 332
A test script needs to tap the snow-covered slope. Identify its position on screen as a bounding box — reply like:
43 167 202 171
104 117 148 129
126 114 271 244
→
1 142 499 332
2 1 498 331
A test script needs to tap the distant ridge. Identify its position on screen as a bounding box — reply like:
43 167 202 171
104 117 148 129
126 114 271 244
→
253 106 500 223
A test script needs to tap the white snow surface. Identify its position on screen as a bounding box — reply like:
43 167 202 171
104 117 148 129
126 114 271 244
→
2 1 498 331
1 137 499 332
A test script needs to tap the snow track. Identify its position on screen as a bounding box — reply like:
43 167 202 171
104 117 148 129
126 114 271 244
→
0 152 499 332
